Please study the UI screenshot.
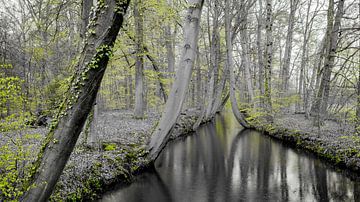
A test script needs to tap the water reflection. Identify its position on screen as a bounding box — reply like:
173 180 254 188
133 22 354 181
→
101 112 360 202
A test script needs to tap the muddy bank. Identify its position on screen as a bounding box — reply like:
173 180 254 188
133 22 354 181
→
50 109 201 201
251 114 360 175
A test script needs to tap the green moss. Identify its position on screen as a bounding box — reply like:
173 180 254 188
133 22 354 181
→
103 143 117 151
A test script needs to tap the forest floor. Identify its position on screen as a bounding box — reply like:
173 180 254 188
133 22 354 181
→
256 112 360 175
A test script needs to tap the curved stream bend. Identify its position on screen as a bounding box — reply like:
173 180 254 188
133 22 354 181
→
101 112 360 202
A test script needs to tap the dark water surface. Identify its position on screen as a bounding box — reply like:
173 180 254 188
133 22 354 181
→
100 112 360 202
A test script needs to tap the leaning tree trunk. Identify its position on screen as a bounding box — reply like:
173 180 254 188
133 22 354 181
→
225 0 251 129
21 1 130 201
147 0 204 162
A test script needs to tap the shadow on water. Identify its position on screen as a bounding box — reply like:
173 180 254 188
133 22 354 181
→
100 112 360 202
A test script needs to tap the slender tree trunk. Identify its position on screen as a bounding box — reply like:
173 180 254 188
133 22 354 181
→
147 0 204 161
225 0 251 129
134 0 145 118
125 32 168 102
21 1 130 201
264 0 274 122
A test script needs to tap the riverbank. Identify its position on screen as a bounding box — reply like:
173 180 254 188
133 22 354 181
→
49 109 200 201
251 113 360 175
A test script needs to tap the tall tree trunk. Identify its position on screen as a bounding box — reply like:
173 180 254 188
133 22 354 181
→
147 0 204 162
205 0 220 120
256 0 265 107
280 0 298 95
264 0 274 122
21 1 130 201
225 0 251 129
313 0 345 125
301 0 314 117
134 0 145 118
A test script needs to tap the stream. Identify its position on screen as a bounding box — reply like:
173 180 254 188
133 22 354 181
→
100 112 360 202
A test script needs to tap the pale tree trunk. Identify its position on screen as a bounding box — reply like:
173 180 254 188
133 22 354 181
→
147 0 204 162
134 0 145 118
225 0 251 129
313 0 345 126
21 1 130 201
280 0 298 95
264 0 274 122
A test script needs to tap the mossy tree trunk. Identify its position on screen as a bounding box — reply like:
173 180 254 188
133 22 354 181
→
147 0 204 162
21 1 130 201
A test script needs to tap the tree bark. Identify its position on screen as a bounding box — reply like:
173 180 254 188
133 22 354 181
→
21 1 130 201
147 0 204 162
